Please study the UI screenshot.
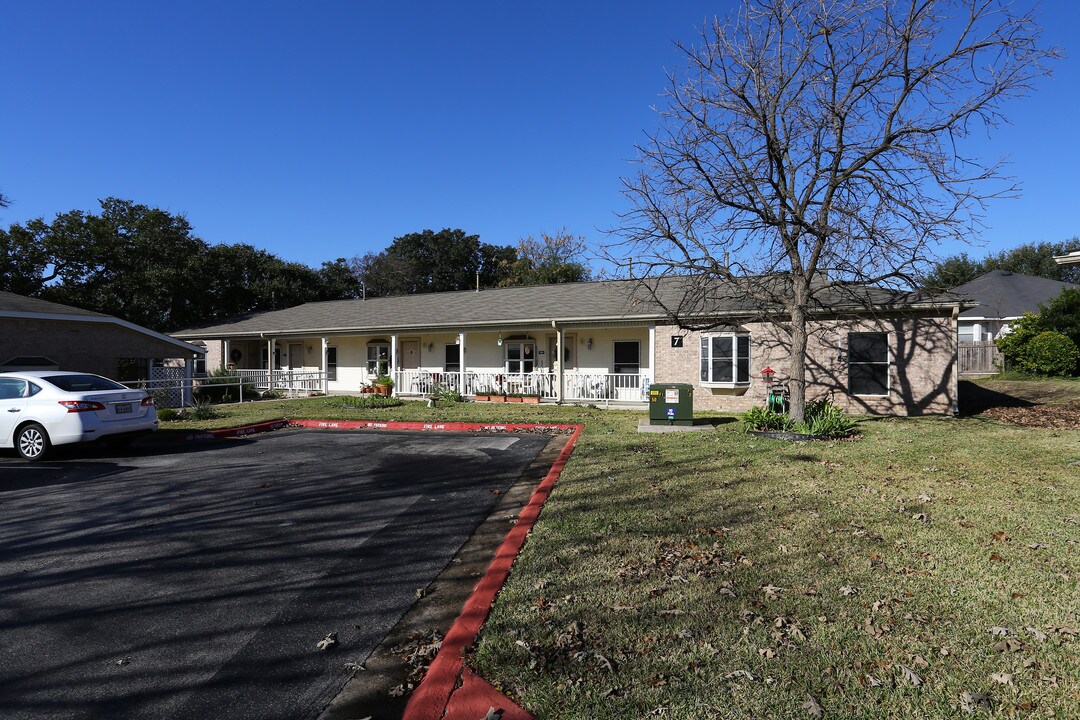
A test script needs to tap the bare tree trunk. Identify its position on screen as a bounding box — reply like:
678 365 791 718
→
788 288 809 422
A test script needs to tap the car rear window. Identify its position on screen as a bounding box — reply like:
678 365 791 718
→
42 374 128 392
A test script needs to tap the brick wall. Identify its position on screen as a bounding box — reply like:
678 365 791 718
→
654 312 956 416
0 317 195 379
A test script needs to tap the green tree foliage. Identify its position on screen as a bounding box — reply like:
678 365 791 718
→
922 239 1080 289
995 288 1080 375
1 198 358 331
498 228 592 287
351 228 517 296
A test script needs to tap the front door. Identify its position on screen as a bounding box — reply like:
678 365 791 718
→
400 340 420 370
288 343 304 370
547 335 575 371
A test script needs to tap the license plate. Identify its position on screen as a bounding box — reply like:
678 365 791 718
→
115 403 132 414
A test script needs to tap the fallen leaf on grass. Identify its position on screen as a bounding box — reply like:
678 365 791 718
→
839 585 859 597
479 708 503 720
896 664 923 687
912 513 930 524
801 694 825 718
988 626 1013 637
1027 542 1047 550
959 691 992 713
994 638 1023 653
991 531 1010 542
1025 627 1048 642
724 670 756 681
990 672 1013 686
316 633 338 651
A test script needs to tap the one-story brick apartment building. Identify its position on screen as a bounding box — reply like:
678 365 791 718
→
173 277 967 416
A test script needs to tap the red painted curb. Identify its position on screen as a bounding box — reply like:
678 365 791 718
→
402 423 583 720
442 668 535 720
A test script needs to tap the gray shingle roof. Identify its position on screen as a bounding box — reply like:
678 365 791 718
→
172 277 961 339
0 291 110 317
951 271 1079 319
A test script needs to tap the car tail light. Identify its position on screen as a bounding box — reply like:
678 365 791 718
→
59 400 107 413
140 397 155 406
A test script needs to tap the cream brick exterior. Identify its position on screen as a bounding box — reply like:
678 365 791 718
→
654 312 957 415
0 317 198 379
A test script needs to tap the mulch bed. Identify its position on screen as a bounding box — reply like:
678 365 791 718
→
979 403 1080 429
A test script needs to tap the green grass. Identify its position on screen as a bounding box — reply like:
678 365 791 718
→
164 394 1079 718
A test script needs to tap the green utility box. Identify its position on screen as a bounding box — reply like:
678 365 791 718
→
648 383 695 426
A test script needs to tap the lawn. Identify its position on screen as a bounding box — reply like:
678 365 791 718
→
162 391 1079 718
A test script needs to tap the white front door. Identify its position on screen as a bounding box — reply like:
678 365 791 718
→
288 343 304 370
400 340 420 370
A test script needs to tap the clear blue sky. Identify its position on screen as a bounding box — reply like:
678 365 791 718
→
2 0 1077 270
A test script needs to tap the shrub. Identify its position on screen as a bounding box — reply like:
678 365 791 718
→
741 406 794 433
1023 331 1080 376
742 399 858 439
261 390 285 400
187 398 219 421
795 399 858 439
996 313 1044 372
156 407 179 422
432 385 464 403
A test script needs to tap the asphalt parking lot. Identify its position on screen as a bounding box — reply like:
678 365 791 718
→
0 428 552 720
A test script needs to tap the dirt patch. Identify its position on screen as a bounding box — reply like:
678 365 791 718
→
979 403 1080 429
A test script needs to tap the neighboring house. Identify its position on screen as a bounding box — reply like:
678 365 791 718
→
172 277 966 416
0 291 206 388
951 271 1079 343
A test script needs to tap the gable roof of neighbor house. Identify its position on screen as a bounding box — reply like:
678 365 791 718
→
950 271 1079 320
172 276 965 340
0 290 206 355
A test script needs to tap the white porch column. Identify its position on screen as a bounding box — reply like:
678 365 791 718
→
222 340 230 371
390 335 398 397
556 325 565 403
458 332 466 395
267 337 275 390
321 337 329 394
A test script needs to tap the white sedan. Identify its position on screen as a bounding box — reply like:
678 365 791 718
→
0 371 158 461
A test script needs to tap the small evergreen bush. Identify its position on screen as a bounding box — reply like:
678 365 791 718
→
1023 331 1080 376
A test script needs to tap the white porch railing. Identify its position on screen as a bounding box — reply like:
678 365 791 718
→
393 370 651 402
236 369 326 394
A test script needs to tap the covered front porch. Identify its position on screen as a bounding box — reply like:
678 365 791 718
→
214 324 654 404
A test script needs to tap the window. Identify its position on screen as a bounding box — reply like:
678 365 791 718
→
0 378 27 400
506 341 536 374
326 347 338 381
444 344 461 372
848 332 889 395
958 325 974 344
193 357 207 375
613 340 640 374
367 343 389 376
699 334 750 384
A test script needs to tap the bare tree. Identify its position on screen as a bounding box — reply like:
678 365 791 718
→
612 0 1058 420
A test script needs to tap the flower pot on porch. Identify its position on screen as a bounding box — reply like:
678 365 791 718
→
520 396 540 404
506 396 523 403
376 384 392 397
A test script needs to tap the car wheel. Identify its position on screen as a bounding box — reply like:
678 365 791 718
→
16 423 51 461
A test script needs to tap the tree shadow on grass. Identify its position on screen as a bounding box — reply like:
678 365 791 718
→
957 380 1034 416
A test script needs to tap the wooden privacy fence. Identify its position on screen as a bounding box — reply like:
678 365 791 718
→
958 341 1003 376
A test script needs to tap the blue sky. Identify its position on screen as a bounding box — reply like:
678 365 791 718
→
2 0 1077 270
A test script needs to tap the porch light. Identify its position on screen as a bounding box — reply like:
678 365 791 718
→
426 342 434 352
586 337 593 350
497 334 503 346
761 366 775 384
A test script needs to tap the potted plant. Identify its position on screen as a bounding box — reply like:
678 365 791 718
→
374 375 394 397
520 392 541 404
506 393 523 403
474 386 495 402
